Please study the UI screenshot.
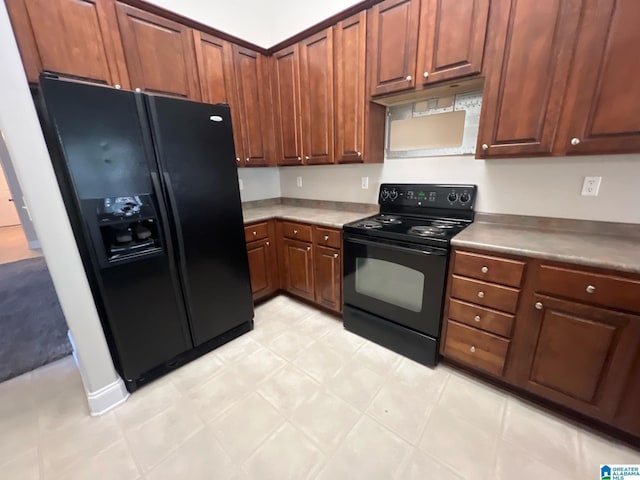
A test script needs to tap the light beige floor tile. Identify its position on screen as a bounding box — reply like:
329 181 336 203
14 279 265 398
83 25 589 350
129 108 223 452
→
32 356 83 401
368 379 435 444
438 373 506 434
53 439 139 480
290 391 361 452
249 318 292 345
0 372 37 417
115 379 182 431
262 330 315 361
257 364 320 417
230 346 286 386
37 385 89 433
327 362 386 411
126 403 204 473
0 448 39 480
243 422 325 480
292 341 348 383
167 352 225 393
317 328 365 358
147 427 236 480
187 367 251 422
40 411 123 478
215 336 263 364
501 398 580 477
315 416 411 480
352 340 402 376
579 429 640 478
291 311 341 339
391 357 451 396
418 405 497 480
0 408 39 466
494 440 569 480
395 449 464 480
210 393 284 462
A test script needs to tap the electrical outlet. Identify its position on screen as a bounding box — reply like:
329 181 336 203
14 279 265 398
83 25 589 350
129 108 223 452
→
238 179 244 191
581 176 601 196
296 176 303 188
361 177 369 189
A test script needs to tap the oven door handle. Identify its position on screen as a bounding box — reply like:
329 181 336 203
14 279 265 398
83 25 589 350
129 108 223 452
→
345 237 447 256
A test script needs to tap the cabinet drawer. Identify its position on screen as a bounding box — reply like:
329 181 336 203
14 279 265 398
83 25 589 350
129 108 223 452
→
244 222 269 242
443 320 510 377
282 222 313 242
450 276 520 314
448 299 514 338
454 250 525 287
314 226 341 248
537 265 640 314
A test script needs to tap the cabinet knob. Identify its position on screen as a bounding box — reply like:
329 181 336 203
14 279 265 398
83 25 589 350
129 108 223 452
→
293 229 298 235
305 155 310 160
474 315 481 322
470 346 476 353
423 71 429 78
114 84 121 89
571 137 581 146
357 151 362 158
236 157 241 162
307 246 311 251
333 253 339 258
481 144 489 151
323 235 329 241
477 291 485 299
246 158 250 163
586 285 596 294
297 156 302 161
266 241 270 246
252 231 257 236
405 75 412 81
481 266 488 274
135 88 141 93
535 302 543 310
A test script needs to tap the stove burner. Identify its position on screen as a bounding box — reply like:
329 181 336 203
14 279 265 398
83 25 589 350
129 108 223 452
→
408 225 447 237
374 215 402 225
355 220 383 229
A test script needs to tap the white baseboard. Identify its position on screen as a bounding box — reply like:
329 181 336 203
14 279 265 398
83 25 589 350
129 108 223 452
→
27 239 41 249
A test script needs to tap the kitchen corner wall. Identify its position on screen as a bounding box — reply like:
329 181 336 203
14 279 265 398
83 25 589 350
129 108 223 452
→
278 154 640 224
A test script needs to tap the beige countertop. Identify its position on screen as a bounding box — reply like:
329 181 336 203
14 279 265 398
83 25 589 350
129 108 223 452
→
452 222 640 274
242 205 370 229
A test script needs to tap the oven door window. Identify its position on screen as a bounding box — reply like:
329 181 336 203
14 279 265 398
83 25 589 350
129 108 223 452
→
355 258 425 312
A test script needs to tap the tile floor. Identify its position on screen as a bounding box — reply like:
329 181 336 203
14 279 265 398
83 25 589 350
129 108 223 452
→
1 295 639 479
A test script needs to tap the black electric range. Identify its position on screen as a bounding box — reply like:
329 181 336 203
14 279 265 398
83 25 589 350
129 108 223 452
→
342 183 477 367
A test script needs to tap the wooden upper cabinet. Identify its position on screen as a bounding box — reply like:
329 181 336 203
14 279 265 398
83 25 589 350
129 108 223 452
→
368 0 421 96
232 46 274 167
556 0 640 155
416 0 489 85
299 28 334 165
476 0 582 158
6 0 129 87
271 45 304 166
115 2 200 99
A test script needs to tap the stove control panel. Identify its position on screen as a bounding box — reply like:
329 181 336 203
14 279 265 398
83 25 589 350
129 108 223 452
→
379 184 477 210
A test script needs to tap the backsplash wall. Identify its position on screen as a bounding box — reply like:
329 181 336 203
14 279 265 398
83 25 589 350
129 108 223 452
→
278 154 640 224
237 167 281 202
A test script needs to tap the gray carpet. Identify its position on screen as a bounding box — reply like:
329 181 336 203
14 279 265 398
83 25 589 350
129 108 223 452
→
0 257 72 382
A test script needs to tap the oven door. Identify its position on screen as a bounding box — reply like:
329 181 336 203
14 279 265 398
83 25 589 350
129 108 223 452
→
343 234 448 337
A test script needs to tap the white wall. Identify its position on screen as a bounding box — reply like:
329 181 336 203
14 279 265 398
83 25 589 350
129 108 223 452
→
238 167 281 201
0 3 124 398
279 154 640 224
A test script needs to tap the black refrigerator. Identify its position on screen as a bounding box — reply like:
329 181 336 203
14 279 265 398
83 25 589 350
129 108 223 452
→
37 75 254 392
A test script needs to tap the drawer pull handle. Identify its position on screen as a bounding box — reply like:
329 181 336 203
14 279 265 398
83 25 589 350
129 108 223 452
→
266 241 270 246
586 285 596 294
307 246 311 251
477 291 485 299
252 231 257 236
294 230 298 235
474 315 481 322
333 253 339 258
470 346 476 353
535 302 543 310
481 266 488 273
324 235 329 241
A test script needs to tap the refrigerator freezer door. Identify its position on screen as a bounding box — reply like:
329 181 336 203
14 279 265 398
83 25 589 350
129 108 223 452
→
145 96 254 346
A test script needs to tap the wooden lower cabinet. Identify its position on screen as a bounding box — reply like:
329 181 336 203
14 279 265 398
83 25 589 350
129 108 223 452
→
442 247 640 439
244 222 278 301
282 237 315 301
314 245 342 312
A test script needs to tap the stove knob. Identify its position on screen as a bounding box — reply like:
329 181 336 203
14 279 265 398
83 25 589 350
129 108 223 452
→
389 189 398 201
447 192 458 203
381 189 390 200
459 192 470 204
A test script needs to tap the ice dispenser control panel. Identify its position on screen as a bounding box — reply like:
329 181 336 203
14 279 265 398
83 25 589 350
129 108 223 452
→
379 184 477 210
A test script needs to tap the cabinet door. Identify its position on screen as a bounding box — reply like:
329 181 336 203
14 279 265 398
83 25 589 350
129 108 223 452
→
314 245 342 312
115 3 200 99
271 46 304 166
368 0 421 96
7 0 129 87
416 0 488 85
476 0 581 157
283 238 314 301
300 28 334 165
246 238 278 301
232 46 274 167
556 0 640 155
511 294 640 420
193 31 243 165
614 349 640 436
